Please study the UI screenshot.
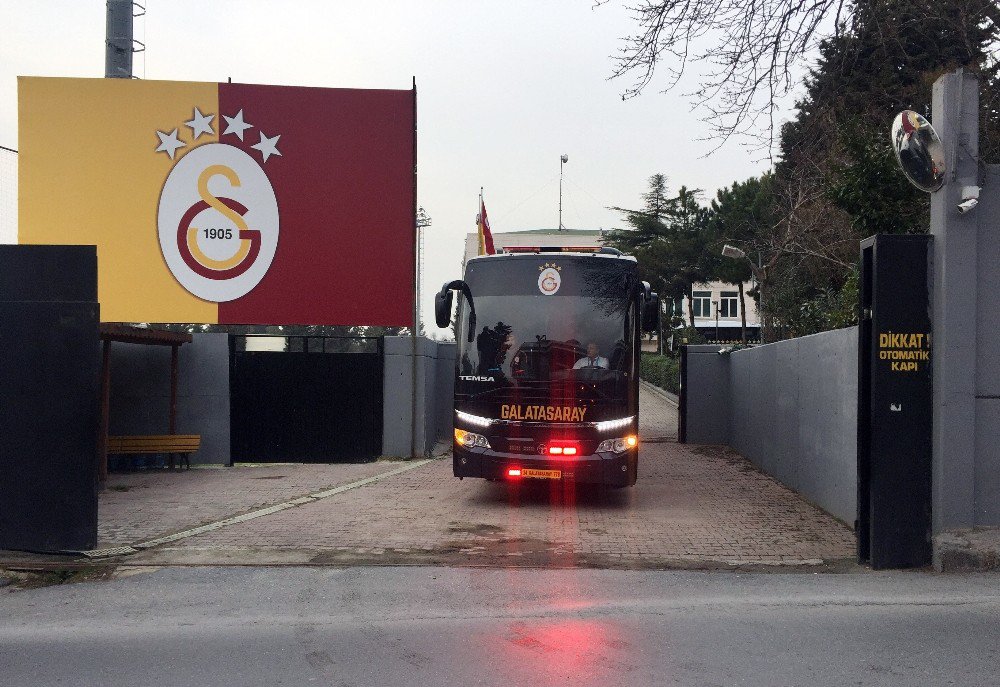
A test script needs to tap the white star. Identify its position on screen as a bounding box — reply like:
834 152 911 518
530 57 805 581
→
154 129 186 159
185 107 215 139
251 131 282 163
222 109 253 141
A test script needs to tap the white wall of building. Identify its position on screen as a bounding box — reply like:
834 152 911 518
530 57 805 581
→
0 148 16 244
673 280 760 329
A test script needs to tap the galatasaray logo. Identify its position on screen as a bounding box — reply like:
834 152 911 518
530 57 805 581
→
537 262 561 295
155 108 280 302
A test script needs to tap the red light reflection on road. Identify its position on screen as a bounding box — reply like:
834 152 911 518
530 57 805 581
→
501 477 581 568
490 618 631 685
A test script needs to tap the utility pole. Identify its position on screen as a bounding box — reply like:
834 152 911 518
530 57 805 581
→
105 1 135 78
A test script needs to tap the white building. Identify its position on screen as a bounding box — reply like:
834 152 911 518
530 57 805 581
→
671 280 761 343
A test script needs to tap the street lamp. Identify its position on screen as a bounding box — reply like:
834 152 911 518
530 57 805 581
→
722 244 766 343
721 244 745 260
559 154 568 231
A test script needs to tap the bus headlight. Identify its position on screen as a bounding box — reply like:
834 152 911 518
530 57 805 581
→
597 435 638 454
594 416 635 433
455 428 491 449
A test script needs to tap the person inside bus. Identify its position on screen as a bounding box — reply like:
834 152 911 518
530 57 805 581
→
476 321 513 376
573 342 609 369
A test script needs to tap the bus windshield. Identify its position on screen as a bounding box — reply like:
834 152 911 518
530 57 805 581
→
456 255 637 385
459 295 631 382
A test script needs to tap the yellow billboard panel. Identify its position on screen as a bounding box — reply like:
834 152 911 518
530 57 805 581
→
19 77 219 323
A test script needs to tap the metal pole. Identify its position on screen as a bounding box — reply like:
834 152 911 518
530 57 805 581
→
105 0 133 78
410 78 419 460
559 157 563 231
558 154 568 231
98 340 112 483
415 221 421 330
756 253 766 343
169 344 179 434
657 302 664 355
714 301 719 342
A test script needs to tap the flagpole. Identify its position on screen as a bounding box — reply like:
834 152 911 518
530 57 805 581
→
478 187 485 256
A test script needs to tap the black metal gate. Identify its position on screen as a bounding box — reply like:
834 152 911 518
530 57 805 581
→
857 235 932 569
230 337 383 463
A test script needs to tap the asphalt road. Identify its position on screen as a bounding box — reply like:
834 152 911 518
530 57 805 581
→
3 566 1000 686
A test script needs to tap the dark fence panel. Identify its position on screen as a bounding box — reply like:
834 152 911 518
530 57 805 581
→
230 344 383 463
0 245 99 552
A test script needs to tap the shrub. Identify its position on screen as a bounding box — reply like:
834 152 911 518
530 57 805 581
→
639 353 680 395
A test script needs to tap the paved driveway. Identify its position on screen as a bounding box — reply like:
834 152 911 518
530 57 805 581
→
2 386 855 570
127 440 854 569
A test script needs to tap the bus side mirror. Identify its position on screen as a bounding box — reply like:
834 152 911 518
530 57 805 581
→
439 280 477 342
435 287 454 328
642 293 660 332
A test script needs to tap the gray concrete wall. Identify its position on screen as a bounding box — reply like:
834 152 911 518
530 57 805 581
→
108 332 230 465
683 328 858 524
382 337 455 458
682 346 728 444
973 165 1000 526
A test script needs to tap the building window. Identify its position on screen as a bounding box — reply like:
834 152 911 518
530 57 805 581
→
673 298 684 316
692 291 712 318
720 291 739 318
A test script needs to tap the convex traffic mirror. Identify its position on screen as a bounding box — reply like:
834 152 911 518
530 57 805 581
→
891 110 946 192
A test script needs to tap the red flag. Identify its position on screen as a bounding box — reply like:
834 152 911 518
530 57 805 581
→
478 196 496 255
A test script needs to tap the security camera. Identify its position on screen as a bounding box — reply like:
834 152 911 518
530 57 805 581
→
957 198 979 214
957 185 980 214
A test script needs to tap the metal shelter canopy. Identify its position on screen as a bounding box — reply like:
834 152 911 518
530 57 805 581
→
97 324 193 481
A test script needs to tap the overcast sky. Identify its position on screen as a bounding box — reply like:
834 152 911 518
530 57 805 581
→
0 1 797 327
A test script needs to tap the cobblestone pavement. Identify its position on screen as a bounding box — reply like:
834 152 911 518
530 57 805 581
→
80 387 855 570
639 383 677 440
97 462 391 547
134 441 855 569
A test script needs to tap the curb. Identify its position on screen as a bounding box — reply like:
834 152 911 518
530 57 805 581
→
933 529 1000 572
640 379 679 407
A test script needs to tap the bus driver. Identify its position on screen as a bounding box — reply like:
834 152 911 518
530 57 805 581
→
573 342 609 369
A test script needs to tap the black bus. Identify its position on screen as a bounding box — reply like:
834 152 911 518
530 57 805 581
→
435 246 658 487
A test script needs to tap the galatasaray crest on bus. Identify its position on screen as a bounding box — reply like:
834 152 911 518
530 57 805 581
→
156 108 281 302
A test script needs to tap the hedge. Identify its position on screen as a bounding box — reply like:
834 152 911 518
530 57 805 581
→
639 353 680 395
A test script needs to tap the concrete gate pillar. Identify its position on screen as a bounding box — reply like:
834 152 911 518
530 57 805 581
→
930 70 1000 535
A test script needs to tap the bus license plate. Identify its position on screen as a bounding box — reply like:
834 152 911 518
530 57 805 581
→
521 469 561 479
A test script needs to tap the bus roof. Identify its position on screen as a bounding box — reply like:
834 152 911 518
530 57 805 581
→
467 248 637 263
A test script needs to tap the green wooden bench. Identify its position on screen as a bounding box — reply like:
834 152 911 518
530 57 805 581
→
107 435 201 470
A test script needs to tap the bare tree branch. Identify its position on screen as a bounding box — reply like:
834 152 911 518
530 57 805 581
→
606 0 850 145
